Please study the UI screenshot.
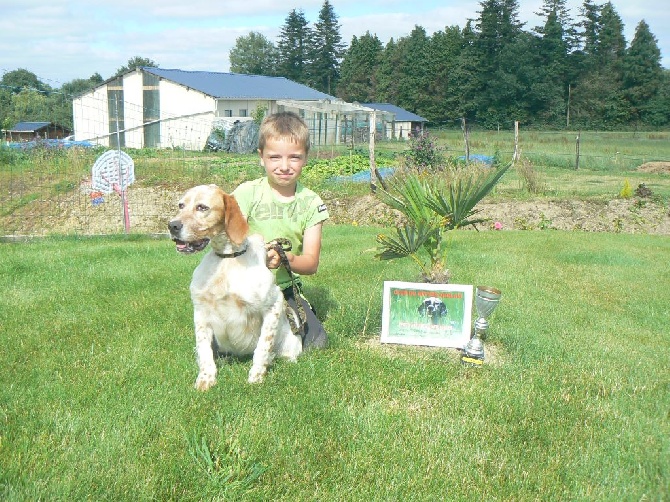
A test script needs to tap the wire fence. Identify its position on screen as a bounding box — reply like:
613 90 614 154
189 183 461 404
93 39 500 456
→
3 70 668 238
432 126 670 170
2 126 669 238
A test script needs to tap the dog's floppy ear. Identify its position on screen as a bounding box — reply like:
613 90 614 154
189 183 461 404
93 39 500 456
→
222 193 249 245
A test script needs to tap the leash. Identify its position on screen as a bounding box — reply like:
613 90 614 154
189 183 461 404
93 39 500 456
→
266 238 307 338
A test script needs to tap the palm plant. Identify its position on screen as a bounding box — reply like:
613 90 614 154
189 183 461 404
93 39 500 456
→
376 162 511 282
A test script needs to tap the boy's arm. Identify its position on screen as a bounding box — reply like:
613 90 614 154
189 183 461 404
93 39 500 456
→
267 222 323 275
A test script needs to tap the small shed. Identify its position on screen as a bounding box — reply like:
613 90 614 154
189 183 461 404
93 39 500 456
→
2 122 72 142
362 103 428 140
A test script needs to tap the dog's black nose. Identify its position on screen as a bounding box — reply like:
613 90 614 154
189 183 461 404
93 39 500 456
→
168 220 182 233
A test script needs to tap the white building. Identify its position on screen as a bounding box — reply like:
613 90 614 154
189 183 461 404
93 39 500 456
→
72 67 396 151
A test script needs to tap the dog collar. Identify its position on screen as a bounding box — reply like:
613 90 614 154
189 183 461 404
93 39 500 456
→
215 247 248 259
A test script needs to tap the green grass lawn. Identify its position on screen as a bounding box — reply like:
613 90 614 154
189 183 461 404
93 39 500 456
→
1 227 668 500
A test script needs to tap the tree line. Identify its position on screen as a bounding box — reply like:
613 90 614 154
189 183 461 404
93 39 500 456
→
1 0 668 132
230 0 669 129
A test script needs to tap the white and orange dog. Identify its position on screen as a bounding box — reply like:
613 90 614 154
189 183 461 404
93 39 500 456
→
169 184 302 390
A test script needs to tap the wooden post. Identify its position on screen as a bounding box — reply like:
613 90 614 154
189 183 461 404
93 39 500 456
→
575 131 581 170
369 110 377 192
347 115 352 147
513 120 520 165
114 94 130 234
461 117 470 163
566 83 571 128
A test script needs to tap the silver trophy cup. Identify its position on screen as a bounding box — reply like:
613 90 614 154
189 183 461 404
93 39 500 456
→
462 286 501 365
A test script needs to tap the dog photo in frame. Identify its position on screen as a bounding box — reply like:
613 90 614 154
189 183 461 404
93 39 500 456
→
381 281 473 349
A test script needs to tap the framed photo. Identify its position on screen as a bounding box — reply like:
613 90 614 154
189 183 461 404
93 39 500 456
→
381 281 473 349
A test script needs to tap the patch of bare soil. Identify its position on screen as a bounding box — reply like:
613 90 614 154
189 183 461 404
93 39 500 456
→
2 181 669 236
1 182 179 236
358 335 506 366
474 198 670 234
327 194 670 235
637 161 670 174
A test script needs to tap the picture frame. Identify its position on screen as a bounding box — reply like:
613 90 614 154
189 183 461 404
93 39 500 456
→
381 281 473 349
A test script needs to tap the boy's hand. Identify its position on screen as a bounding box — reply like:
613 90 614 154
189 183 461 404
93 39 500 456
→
266 248 281 269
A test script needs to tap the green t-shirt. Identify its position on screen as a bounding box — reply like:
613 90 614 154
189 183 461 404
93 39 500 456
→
232 177 329 289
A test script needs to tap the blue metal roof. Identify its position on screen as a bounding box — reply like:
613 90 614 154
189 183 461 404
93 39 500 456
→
363 103 427 122
142 67 335 101
10 121 52 132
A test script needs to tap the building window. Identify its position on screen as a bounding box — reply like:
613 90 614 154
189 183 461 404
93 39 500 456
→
143 72 160 148
107 78 125 148
239 109 247 117
224 110 233 117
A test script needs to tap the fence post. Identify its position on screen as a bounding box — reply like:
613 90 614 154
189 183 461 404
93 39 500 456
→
513 120 520 165
575 131 581 170
461 117 470 163
369 110 377 193
114 94 130 234
566 83 571 128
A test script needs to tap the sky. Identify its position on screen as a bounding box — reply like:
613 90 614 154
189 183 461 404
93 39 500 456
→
1 0 668 88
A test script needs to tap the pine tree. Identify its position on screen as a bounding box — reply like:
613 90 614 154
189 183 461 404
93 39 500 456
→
532 0 576 126
472 0 526 127
643 70 670 127
572 1 628 127
598 2 626 66
534 0 579 52
425 26 466 123
375 39 401 105
454 21 482 123
579 0 600 55
395 26 431 116
622 20 663 123
337 32 383 102
276 9 312 84
310 0 345 94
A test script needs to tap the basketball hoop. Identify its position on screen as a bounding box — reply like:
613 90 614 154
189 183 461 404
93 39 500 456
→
92 150 135 232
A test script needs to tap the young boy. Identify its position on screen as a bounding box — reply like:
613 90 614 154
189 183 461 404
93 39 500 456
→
232 111 329 349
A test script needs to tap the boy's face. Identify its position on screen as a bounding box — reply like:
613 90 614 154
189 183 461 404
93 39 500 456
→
259 137 307 190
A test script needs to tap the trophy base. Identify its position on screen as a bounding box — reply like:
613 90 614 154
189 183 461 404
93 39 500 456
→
461 354 484 366
461 336 485 366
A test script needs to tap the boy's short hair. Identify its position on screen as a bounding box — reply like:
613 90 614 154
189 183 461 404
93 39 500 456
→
258 111 310 154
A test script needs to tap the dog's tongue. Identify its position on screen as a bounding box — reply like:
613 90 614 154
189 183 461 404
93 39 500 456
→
174 239 192 252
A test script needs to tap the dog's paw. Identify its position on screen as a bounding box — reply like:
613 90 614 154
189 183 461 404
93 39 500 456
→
247 367 266 384
195 372 217 391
